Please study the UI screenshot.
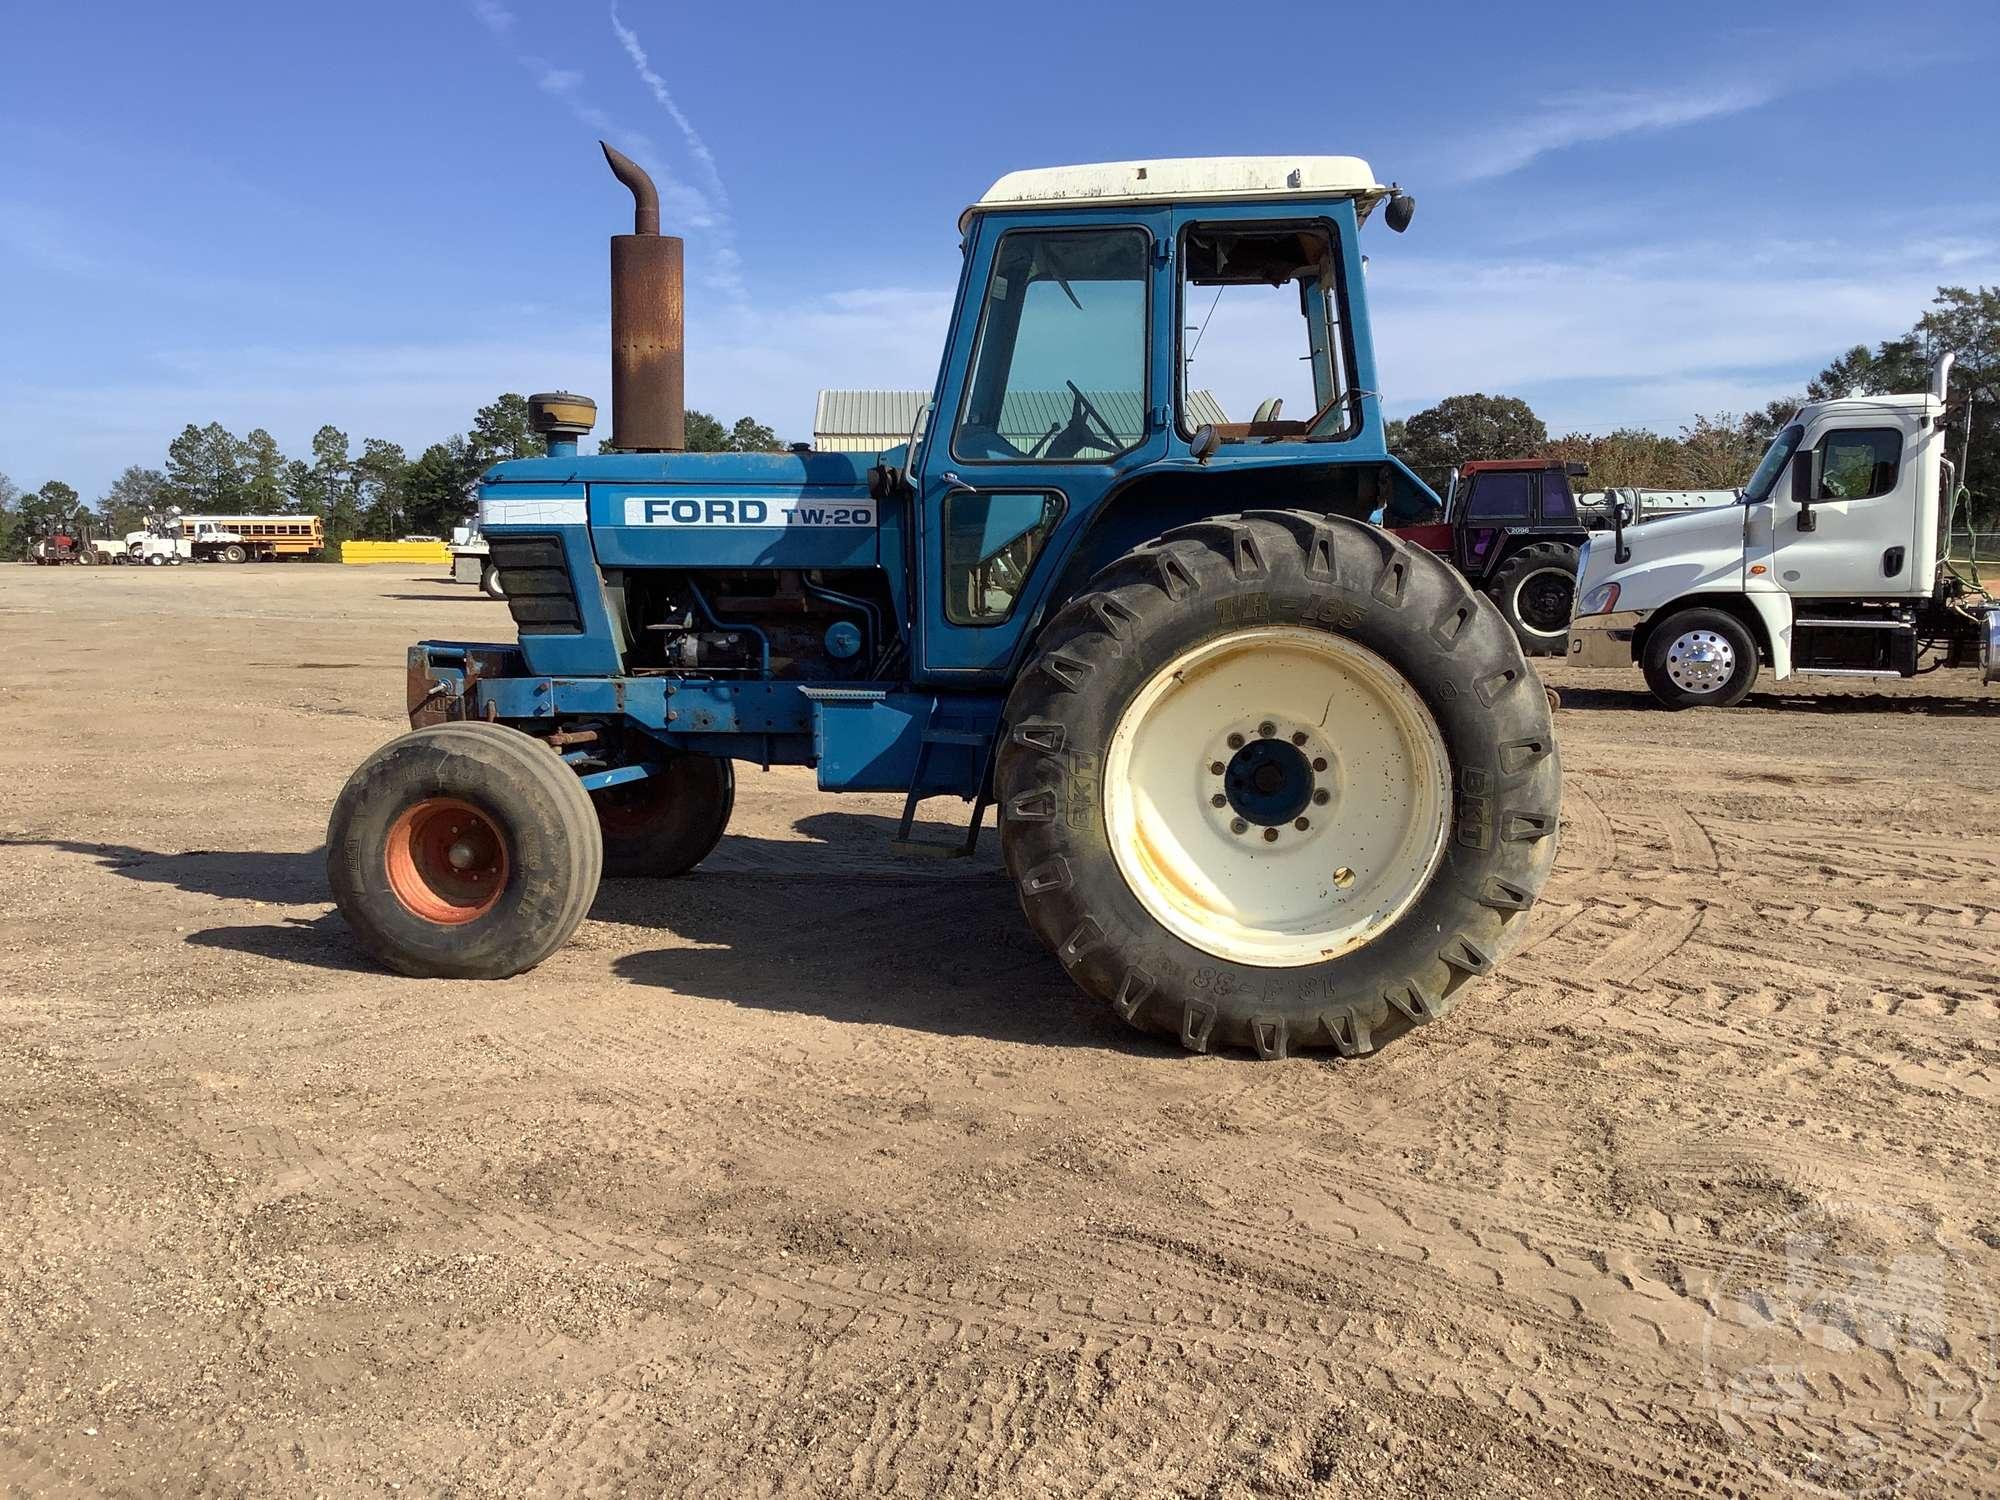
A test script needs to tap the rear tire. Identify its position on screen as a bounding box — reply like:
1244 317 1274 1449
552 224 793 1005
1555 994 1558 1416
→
591 754 734 877
481 562 506 599
1487 541 1578 657
1641 607 1759 708
996 512 1561 1059
327 722 603 978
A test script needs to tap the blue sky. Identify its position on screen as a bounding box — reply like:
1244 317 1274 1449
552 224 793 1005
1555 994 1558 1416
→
3 0 1996 502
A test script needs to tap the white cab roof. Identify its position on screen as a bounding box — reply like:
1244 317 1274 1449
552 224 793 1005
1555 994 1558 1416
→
963 156 1388 228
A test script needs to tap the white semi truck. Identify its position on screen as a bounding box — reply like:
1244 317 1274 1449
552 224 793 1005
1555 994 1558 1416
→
1569 354 1997 707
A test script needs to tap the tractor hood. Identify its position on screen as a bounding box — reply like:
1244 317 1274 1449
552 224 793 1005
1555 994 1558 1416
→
480 448 882 571
1575 499 1749 617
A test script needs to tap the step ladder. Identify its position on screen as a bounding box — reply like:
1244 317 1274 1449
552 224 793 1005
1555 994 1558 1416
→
892 713 994 859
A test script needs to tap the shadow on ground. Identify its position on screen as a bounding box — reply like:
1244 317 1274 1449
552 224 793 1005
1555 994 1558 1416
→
3 816 1132 1052
1555 686 2000 716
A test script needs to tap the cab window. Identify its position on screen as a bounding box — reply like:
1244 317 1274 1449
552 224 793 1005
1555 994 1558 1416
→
1816 428 1901 500
1465 472 1532 522
1538 471 1578 522
1177 221 1354 443
953 228 1148 464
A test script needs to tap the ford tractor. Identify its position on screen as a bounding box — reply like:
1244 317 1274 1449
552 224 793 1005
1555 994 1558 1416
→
326 146 1562 1059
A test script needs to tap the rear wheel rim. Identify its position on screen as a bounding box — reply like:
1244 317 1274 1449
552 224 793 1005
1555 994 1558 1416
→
1665 629 1736 694
1102 625 1452 968
384 797 509 924
1513 565 1575 636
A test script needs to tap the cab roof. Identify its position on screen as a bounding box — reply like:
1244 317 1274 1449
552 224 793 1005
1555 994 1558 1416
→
962 156 1389 229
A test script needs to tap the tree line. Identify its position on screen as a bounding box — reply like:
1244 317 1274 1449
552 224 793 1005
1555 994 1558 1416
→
1388 286 1998 529
0 399 782 560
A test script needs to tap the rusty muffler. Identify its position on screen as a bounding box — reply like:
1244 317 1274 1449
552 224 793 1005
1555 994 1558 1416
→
601 141 685 453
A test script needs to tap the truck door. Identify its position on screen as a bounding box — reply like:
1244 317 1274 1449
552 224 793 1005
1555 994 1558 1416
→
1775 425 1917 598
914 213 1170 680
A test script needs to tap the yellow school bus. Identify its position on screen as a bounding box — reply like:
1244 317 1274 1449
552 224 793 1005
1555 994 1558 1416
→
175 515 325 562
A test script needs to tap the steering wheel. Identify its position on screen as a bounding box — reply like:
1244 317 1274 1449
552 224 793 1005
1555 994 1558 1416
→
1047 379 1122 459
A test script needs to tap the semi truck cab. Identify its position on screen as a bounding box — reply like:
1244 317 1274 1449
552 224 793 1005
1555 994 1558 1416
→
1568 354 1999 706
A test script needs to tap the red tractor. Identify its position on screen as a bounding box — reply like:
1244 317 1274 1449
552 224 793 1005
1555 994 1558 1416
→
1390 458 1591 657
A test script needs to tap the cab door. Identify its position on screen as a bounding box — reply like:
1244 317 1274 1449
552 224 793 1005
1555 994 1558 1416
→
913 212 1170 681
1775 424 1916 598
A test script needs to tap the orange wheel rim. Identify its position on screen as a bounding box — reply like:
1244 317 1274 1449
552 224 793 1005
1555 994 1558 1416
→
384 797 509 924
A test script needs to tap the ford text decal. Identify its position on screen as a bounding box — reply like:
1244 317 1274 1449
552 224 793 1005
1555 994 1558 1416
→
622 496 875 528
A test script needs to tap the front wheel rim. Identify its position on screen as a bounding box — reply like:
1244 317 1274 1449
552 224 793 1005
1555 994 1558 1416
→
1103 626 1452 968
1665 630 1736 694
1513 566 1575 636
384 797 509 924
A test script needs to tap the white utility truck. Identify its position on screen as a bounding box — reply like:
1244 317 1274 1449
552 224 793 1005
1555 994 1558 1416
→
1569 354 1997 707
447 519 504 597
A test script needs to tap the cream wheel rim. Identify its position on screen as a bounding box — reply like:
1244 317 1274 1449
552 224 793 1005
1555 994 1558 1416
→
1102 625 1452 968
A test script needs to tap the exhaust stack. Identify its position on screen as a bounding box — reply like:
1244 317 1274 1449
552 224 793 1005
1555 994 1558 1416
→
601 141 685 453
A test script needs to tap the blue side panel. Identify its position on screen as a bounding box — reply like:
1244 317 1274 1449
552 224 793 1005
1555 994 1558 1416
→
475 484 623 678
590 481 879 569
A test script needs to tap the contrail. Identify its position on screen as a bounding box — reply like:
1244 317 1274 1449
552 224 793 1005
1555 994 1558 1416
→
608 2 730 215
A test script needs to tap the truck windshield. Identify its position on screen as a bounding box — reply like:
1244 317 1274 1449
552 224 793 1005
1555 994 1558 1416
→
1743 423 1803 503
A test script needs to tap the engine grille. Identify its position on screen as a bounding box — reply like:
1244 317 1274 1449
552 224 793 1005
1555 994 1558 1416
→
489 534 582 634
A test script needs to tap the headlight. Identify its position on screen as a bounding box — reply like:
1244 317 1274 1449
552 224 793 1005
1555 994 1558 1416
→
1578 581 1620 616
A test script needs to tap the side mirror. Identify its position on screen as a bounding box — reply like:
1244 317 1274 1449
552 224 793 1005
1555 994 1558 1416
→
1385 189 1416 233
1791 448 1818 532
1190 424 1220 463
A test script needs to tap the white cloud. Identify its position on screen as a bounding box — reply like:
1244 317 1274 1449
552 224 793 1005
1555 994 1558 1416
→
469 0 515 36
1455 81 1777 181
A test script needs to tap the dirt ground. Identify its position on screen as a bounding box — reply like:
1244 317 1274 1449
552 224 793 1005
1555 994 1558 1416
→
2 562 1997 1498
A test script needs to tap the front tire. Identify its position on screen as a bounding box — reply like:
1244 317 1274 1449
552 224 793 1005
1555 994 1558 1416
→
590 754 734 877
1641 607 1759 708
480 562 506 600
327 722 603 978
222 543 248 564
1487 541 1578 657
996 512 1561 1059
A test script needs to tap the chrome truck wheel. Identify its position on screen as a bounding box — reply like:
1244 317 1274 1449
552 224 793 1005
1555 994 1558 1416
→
1641 606 1759 709
327 722 602 978
996 512 1562 1059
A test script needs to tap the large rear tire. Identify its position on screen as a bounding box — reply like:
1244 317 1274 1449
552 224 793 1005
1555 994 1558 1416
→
591 754 734 877
1487 540 1578 657
996 512 1561 1059
327 722 603 978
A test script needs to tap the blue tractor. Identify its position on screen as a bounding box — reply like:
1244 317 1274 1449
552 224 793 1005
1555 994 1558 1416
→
327 146 1561 1059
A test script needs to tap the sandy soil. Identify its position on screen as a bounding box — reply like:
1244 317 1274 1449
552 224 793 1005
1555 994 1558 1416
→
2 562 1997 1498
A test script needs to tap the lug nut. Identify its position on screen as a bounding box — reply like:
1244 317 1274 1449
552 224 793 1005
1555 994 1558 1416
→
1209 760 1224 775
1294 817 1310 831
1312 789 1330 806
1211 793 1227 808
1258 721 1276 738
1262 827 1279 842
1311 757 1328 772
1226 732 1244 749
1230 818 1248 835
1291 731 1308 746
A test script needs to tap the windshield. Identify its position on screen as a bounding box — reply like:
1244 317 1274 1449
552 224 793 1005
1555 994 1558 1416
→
1743 423 1803 503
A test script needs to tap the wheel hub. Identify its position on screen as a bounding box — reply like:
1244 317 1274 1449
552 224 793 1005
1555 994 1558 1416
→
384 797 509 924
1666 630 1735 693
1221 735 1316 827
